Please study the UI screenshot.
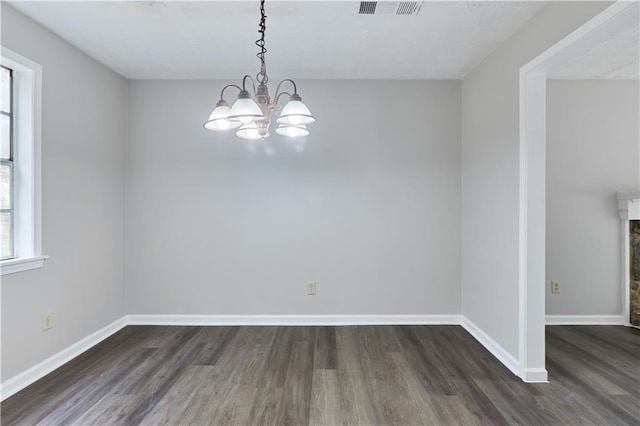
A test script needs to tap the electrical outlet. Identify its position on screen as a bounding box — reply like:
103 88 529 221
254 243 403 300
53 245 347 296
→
551 281 560 294
306 282 316 295
41 312 53 331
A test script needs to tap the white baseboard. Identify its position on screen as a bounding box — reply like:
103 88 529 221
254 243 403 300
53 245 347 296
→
545 315 626 325
126 314 463 326
522 368 548 383
1 313 460 400
0 317 128 401
460 317 520 378
3 313 541 400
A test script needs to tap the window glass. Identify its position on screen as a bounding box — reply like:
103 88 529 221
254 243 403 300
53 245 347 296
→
0 67 10 113
0 164 10 210
0 65 12 260
0 211 11 259
0 114 10 160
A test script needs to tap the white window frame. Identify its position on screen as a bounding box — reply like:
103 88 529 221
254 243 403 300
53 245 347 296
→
0 47 47 275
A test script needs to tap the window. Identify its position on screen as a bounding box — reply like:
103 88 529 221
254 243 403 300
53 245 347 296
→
1 66 13 260
0 47 46 275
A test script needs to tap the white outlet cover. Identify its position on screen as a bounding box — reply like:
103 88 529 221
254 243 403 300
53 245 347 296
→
307 282 316 295
41 312 53 331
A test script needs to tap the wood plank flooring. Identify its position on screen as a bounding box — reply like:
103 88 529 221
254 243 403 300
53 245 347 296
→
1 325 638 425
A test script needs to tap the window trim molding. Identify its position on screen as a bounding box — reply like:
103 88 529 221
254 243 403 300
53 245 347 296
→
0 47 45 276
1 255 48 275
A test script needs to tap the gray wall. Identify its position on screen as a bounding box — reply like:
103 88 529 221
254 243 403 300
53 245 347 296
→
126 79 462 315
2 0 624 385
0 5 128 380
546 79 640 316
461 1 611 358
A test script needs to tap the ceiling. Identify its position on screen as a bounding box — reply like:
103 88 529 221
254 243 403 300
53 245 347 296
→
8 1 549 80
547 21 639 80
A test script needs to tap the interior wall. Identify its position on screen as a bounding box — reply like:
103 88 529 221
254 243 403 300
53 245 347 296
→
1 0 622 386
0 4 128 381
546 79 640 316
126 79 462 316
461 1 612 358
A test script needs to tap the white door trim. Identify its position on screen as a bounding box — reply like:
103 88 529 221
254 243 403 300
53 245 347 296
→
518 1 639 382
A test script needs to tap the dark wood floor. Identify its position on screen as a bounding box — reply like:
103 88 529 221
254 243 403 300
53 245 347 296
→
1 325 638 425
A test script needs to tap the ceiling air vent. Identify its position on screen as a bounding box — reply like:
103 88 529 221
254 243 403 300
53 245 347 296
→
396 2 420 15
359 1 377 14
357 1 423 16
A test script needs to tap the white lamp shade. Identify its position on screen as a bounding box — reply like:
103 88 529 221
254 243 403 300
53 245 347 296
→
236 122 265 140
275 124 309 138
277 99 316 125
204 104 241 131
229 98 265 124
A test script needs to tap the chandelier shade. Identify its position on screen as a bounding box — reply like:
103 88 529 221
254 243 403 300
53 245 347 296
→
275 124 309 138
236 122 265 140
204 100 242 131
228 90 266 124
276 94 316 126
203 0 315 147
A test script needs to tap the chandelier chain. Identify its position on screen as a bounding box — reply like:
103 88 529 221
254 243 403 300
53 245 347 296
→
203 0 315 142
255 0 268 85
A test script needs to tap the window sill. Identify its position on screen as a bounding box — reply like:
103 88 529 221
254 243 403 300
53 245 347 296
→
1 255 48 276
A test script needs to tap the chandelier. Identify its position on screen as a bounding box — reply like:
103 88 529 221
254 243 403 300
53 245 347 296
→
204 0 315 141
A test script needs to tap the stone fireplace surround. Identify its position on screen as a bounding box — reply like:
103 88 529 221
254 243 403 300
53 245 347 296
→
617 192 640 327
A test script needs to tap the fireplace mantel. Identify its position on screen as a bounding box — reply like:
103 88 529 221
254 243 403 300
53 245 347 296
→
617 191 640 327
617 191 640 220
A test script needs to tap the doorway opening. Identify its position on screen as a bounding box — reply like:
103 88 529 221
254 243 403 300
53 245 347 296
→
518 1 639 382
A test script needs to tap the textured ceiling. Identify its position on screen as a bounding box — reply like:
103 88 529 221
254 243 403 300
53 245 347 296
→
7 1 548 79
548 22 639 80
